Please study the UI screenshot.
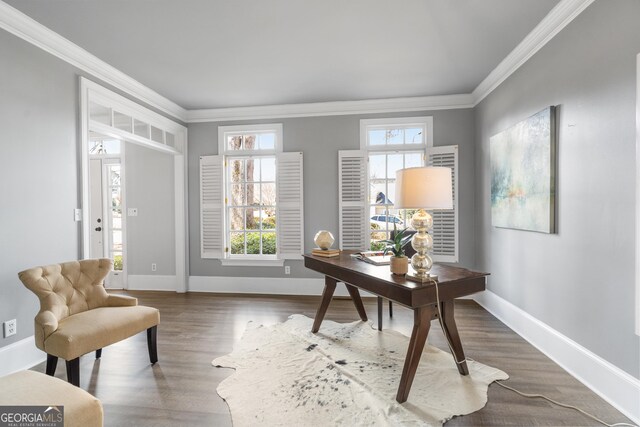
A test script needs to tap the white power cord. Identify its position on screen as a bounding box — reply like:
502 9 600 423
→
428 278 638 427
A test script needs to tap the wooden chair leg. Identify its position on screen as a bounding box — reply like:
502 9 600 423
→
66 358 80 387
46 354 58 376
147 326 158 364
95 348 102 359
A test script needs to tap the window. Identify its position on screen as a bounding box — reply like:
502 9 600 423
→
200 124 304 266
339 117 459 262
89 137 121 155
227 156 277 256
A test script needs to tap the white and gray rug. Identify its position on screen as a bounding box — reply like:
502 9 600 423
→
212 314 508 426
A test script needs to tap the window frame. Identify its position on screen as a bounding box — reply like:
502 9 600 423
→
360 116 433 152
218 123 284 266
218 123 283 156
360 117 433 250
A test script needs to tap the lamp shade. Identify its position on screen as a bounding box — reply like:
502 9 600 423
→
394 167 453 209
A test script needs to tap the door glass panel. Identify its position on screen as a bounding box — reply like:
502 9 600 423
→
106 164 124 271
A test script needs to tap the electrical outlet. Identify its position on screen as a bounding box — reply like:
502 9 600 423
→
128 208 138 217
74 208 82 222
151 263 157 272
285 266 291 275
3 319 16 338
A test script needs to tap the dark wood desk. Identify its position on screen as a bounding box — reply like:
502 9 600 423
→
303 251 488 403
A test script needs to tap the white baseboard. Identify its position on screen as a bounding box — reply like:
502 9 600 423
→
473 290 640 425
188 276 376 297
128 275 178 291
0 336 45 377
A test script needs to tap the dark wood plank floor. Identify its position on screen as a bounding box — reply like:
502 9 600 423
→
30 291 632 426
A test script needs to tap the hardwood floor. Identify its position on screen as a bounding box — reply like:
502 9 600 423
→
30 291 632 426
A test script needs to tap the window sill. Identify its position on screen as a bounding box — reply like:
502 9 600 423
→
220 258 285 267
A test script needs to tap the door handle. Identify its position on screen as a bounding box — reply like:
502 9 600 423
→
95 227 102 232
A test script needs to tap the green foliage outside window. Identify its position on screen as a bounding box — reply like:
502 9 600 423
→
231 232 276 255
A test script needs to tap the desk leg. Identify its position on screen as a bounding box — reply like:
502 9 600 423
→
312 276 337 333
439 300 469 375
377 296 383 331
345 284 368 322
396 305 435 403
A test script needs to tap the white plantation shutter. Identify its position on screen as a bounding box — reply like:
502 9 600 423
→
427 145 458 263
339 150 367 250
276 152 304 259
200 155 224 259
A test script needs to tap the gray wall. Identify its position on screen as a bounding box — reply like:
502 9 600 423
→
188 109 476 278
0 30 80 348
474 0 640 378
125 143 176 275
0 28 183 350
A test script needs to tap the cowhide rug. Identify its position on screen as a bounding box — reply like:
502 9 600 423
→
212 314 507 426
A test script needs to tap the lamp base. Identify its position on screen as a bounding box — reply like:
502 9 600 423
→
405 271 438 283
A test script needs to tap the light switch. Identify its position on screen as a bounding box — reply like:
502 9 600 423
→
128 208 138 217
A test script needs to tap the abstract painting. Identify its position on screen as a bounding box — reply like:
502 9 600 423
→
490 106 556 233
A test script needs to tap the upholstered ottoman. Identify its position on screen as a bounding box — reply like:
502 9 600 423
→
0 370 103 427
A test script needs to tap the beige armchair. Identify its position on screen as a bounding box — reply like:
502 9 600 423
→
18 259 160 387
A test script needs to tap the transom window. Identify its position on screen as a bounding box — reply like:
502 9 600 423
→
219 124 282 259
361 117 432 250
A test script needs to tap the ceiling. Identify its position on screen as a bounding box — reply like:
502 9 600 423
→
5 0 560 110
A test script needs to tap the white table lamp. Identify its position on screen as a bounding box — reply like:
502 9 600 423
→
395 167 453 281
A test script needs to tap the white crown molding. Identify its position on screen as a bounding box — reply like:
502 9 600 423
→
472 0 595 105
185 94 475 123
473 290 640 425
0 0 595 122
0 0 187 122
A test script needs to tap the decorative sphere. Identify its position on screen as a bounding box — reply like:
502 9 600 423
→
314 230 335 250
411 253 433 272
411 232 433 251
411 210 433 230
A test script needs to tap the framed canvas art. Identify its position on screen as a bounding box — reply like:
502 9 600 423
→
490 106 556 233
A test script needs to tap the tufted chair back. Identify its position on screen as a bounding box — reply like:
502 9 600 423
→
18 259 114 347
